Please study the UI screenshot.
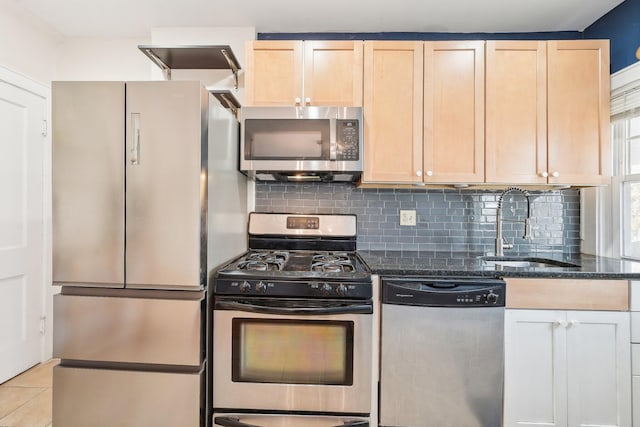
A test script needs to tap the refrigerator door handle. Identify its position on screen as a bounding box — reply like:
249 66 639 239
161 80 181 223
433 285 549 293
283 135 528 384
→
130 113 140 165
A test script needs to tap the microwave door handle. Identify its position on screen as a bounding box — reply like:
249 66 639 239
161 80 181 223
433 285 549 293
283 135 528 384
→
214 416 261 427
329 118 337 160
214 300 373 315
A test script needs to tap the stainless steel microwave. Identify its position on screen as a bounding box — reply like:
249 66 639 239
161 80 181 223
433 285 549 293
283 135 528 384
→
240 106 363 182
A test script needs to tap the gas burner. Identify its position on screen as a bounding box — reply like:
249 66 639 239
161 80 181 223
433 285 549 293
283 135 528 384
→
311 253 355 273
312 253 351 263
238 251 289 272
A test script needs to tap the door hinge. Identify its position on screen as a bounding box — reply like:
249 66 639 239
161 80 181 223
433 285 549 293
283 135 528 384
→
39 316 46 336
41 119 47 137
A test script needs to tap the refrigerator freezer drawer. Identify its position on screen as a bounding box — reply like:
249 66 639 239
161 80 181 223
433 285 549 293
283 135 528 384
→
53 365 202 427
53 294 203 366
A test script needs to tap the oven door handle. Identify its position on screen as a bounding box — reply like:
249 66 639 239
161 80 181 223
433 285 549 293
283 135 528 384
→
214 300 373 315
214 416 368 427
214 417 260 427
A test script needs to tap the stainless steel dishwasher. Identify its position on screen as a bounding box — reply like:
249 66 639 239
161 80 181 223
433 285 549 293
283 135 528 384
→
379 277 506 427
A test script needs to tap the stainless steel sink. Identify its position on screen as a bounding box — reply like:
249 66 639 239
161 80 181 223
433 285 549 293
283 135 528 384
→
480 256 580 269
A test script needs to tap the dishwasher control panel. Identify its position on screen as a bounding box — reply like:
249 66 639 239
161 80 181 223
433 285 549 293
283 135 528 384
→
382 277 505 307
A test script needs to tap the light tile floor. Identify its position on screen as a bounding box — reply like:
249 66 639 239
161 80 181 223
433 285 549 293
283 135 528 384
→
0 359 58 427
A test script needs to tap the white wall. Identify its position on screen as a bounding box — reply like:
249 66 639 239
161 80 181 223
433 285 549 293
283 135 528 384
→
0 0 62 84
55 36 151 81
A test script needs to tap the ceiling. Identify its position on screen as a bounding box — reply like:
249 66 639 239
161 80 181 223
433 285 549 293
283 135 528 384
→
15 0 625 38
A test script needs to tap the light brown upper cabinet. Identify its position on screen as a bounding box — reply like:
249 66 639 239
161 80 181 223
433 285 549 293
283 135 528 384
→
486 39 610 185
423 41 485 183
363 41 424 183
244 40 363 106
547 40 611 185
363 41 484 184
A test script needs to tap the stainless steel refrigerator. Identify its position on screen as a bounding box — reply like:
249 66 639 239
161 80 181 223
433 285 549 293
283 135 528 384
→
51 81 247 427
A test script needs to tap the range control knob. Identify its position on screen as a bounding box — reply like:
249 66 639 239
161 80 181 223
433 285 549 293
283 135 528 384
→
255 281 267 294
486 291 499 304
336 284 348 296
239 281 251 293
321 283 333 296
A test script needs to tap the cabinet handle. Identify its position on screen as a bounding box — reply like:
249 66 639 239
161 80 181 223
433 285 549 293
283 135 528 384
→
554 319 568 328
539 171 549 178
416 170 423 177
568 319 579 327
130 113 140 165
305 97 311 106
295 97 301 106
551 171 560 178
426 170 433 177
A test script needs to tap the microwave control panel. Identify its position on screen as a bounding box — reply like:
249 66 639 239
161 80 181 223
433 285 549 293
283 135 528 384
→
336 120 360 161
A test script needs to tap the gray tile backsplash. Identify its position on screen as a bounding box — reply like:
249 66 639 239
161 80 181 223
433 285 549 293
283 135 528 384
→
255 182 581 254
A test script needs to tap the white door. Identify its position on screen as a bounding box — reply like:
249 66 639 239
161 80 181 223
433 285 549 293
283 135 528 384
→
566 311 631 427
504 309 568 427
0 79 46 383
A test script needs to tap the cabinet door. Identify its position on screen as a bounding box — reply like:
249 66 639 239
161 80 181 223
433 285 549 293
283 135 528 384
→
125 81 203 289
363 41 423 183
565 311 631 427
486 40 548 184
423 41 484 183
244 40 303 106
547 40 611 185
304 40 363 106
504 309 567 427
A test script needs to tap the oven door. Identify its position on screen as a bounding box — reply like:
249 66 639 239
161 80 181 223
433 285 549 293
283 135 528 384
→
213 298 373 414
213 413 368 427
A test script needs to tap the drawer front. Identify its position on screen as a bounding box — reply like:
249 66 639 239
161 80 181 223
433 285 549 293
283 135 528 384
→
505 278 629 310
53 365 201 427
53 294 203 366
632 281 640 311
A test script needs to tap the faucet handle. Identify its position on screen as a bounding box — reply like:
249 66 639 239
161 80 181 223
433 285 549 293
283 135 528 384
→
502 237 514 250
523 218 532 240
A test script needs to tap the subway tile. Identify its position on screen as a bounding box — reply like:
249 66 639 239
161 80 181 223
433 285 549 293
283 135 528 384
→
254 184 580 254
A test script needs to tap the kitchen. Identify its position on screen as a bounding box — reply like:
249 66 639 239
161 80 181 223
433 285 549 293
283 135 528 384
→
1 0 640 426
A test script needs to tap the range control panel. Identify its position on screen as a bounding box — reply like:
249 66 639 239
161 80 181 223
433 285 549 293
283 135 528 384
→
382 277 506 307
215 278 373 299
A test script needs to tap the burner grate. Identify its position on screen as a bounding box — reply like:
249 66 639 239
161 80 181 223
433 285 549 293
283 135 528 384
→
237 251 289 271
311 252 356 273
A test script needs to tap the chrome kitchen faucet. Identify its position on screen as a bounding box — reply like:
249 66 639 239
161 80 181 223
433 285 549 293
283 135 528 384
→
495 187 532 256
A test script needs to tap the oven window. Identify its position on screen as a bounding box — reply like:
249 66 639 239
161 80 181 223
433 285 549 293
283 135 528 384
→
232 319 354 385
244 119 330 160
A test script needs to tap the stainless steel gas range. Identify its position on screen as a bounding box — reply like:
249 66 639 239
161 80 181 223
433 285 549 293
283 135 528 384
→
210 213 373 427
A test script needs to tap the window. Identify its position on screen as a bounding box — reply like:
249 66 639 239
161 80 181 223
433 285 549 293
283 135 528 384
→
612 84 640 260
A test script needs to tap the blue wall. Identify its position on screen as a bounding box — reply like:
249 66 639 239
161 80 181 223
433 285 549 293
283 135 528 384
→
584 0 640 73
258 0 640 73
258 31 582 41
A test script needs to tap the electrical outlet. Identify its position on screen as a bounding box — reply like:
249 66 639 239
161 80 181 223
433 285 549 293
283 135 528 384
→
400 210 417 226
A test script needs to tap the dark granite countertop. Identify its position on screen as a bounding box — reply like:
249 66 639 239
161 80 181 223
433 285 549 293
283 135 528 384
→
359 251 640 279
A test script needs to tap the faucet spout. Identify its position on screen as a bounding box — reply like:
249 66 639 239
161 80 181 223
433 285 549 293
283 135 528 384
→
495 187 532 256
